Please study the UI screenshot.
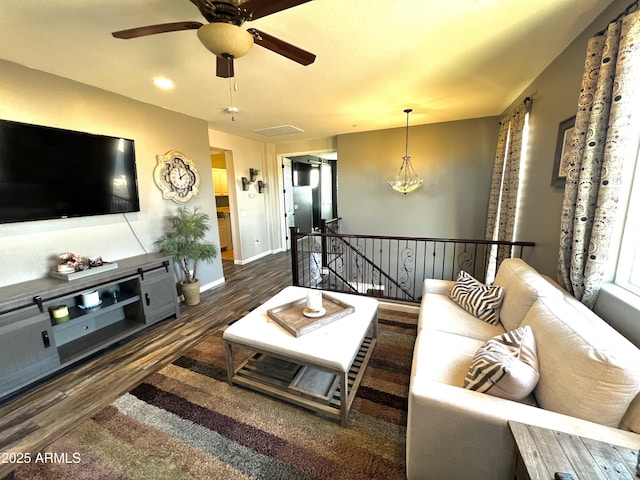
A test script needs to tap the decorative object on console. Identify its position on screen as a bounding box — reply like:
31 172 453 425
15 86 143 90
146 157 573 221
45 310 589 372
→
57 252 84 272
51 253 118 281
155 206 219 306
388 108 423 194
464 325 540 401
50 305 70 324
449 270 505 325
153 150 200 203
79 290 102 309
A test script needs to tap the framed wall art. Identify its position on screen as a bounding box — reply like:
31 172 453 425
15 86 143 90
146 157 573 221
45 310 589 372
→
551 115 575 187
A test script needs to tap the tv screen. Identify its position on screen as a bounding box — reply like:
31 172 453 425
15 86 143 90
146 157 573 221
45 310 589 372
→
0 119 140 224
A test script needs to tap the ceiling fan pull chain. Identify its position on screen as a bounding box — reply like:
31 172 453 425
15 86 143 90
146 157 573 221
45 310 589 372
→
228 76 236 122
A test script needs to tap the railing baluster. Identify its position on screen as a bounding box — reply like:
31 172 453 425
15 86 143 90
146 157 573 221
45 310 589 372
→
442 242 447 279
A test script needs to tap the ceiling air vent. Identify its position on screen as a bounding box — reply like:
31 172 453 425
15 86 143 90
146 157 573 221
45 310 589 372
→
252 125 304 137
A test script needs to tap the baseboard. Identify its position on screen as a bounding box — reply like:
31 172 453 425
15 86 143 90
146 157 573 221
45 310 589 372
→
201 277 225 292
234 250 275 265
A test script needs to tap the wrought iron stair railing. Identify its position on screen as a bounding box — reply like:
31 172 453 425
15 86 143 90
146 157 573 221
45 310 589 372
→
290 222 535 303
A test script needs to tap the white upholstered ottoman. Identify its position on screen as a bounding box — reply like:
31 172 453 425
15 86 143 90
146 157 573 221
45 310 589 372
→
223 286 378 426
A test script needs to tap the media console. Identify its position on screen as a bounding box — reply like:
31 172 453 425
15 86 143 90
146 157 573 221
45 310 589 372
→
0 253 180 400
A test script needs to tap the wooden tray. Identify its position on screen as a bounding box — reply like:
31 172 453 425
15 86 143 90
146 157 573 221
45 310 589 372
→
289 366 339 404
266 293 354 337
246 354 302 383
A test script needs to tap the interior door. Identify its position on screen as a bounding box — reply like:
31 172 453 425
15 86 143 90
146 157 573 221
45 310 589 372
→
282 157 295 250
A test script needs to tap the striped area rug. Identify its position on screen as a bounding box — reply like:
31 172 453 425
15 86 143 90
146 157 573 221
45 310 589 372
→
14 310 417 480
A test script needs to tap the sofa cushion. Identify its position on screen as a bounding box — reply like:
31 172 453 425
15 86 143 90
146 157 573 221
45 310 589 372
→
521 297 640 428
419 293 506 341
464 326 540 400
493 258 561 331
412 330 484 386
449 270 505 325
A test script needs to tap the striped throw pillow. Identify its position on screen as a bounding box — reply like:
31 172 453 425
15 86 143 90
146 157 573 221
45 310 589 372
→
464 326 540 400
449 270 505 325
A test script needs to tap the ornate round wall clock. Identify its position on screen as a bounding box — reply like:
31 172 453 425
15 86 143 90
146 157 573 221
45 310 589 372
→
153 150 200 203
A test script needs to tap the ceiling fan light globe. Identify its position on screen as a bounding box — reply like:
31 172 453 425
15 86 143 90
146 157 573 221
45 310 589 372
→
197 23 254 58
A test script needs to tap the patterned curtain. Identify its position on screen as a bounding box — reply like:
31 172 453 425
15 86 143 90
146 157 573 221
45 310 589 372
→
485 104 529 282
558 9 640 308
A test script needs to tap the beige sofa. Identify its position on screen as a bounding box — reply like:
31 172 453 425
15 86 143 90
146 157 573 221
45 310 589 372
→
406 258 640 480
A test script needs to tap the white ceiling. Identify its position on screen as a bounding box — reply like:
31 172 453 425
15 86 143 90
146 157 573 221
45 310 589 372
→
0 0 614 144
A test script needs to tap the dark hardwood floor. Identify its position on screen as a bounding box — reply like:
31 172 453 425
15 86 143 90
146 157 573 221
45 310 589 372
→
0 252 294 479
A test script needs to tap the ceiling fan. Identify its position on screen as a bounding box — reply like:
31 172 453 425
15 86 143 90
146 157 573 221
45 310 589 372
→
112 0 316 78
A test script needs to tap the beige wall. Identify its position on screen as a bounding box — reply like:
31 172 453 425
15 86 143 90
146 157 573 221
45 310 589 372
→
0 59 223 288
336 117 500 238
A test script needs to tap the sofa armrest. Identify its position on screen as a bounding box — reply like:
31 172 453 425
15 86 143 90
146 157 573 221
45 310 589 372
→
422 279 455 296
407 377 640 480
407 378 519 480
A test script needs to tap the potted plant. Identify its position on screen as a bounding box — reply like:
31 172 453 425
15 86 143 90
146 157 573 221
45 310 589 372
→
155 206 219 305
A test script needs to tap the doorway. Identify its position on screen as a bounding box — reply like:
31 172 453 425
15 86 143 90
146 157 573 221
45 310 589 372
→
211 148 236 261
281 152 337 249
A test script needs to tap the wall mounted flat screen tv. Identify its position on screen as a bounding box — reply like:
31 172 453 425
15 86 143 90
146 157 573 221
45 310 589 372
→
0 119 140 224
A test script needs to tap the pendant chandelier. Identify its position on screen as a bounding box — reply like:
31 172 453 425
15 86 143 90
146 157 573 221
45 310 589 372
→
388 108 423 194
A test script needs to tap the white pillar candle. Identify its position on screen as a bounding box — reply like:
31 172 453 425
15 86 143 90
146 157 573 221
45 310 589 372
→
306 290 323 311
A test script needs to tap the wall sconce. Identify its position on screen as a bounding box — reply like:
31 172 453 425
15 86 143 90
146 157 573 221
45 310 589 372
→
241 168 265 193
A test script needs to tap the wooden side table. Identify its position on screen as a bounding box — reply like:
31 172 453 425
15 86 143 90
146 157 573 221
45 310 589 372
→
509 421 639 480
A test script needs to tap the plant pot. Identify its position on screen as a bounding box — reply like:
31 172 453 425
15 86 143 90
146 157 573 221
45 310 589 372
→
181 280 201 306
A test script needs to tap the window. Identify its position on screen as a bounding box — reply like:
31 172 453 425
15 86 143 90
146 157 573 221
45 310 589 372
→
615 145 640 295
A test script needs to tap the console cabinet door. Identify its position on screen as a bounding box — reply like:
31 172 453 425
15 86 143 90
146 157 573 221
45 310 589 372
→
0 306 60 397
140 268 179 325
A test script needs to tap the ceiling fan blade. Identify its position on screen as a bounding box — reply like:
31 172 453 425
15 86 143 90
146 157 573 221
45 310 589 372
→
241 0 312 20
216 55 235 78
112 21 203 39
249 28 315 66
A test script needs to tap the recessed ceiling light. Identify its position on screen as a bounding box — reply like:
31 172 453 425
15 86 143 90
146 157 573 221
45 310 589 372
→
152 77 174 90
